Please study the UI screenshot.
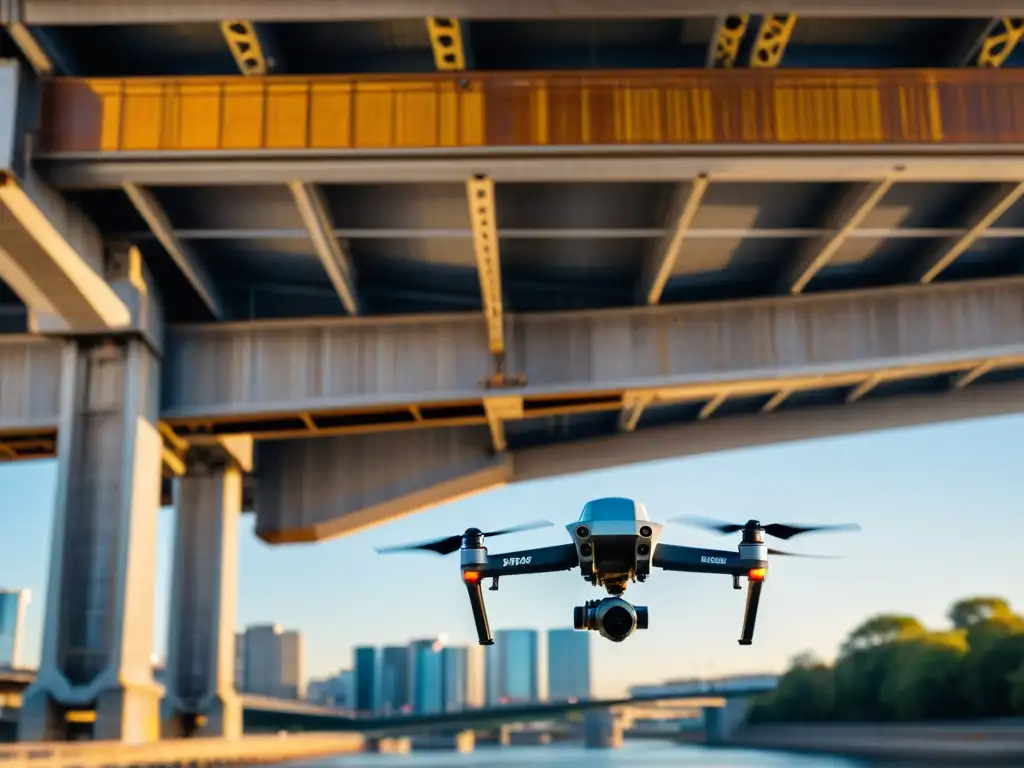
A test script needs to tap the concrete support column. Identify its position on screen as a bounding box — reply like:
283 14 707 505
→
583 709 623 749
704 697 750 745
162 438 252 739
20 339 164 743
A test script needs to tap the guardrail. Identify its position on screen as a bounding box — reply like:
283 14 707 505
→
0 733 364 767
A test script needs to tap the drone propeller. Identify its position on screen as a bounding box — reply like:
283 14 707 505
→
670 515 860 541
376 520 554 557
767 547 842 560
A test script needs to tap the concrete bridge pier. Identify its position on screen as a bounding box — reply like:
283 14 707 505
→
704 698 751 746
583 709 623 749
20 337 165 743
411 730 475 752
161 438 252 739
364 736 412 754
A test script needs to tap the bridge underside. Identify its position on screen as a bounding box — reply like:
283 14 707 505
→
4 4 1024 747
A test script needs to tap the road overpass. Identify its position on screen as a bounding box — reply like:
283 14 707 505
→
3 2 1024 746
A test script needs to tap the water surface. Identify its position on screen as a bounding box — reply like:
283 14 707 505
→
293 740 863 767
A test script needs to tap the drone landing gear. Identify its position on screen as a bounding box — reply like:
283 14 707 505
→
737 570 765 646
463 572 494 645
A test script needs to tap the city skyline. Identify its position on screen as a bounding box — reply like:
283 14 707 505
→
3 414 1024 697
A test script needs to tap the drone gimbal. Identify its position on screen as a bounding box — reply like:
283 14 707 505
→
376 499 859 646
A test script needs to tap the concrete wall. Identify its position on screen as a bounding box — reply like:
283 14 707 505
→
731 721 1024 763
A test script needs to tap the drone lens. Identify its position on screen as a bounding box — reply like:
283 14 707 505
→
579 543 593 557
601 605 635 640
576 526 590 539
637 544 650 556
639 526 652 538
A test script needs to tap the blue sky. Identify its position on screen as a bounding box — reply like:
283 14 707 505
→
2 414 1022 698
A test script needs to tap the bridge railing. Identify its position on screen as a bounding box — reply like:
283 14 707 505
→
0 733 363 768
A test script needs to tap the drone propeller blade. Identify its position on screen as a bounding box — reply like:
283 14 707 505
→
376 519 553 557
482 520 554 538
376 535 464 557
762 522 861 541
670 516 860 541
668 515 745 534
767 548 842 559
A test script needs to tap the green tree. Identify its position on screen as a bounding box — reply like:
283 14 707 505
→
1008 662 1024 714
840 614 926 654
747 662 835 724
963 631 1024 717
747 596 1024 725
878 633 969 720
831 614 927 721
948 596 1016 629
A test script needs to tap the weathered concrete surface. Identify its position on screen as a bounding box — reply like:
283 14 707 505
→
730 721 1024 764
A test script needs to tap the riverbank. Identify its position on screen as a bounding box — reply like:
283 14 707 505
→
728 721 1024 765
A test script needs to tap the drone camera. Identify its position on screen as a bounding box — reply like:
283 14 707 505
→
573 597 648 643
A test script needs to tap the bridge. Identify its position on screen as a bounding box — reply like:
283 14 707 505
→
2 0 1023 746
0 669 775 749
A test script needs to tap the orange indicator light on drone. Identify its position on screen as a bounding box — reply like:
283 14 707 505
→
462 570 481 583
748 568 767 582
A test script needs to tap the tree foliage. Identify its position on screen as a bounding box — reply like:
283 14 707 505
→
748 596 1024 724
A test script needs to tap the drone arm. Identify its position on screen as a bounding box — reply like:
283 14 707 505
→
462 573 494 645
738 576 764 646
651 543 745 575
479 543 579 577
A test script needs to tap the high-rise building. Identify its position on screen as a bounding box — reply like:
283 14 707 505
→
379 646 410 715
408 636 444 713
279 630 305 699
465 644 485 708
0 589 30 668
306 678 331 705
483 643 500 705
547 628 591 700
353 646 377 715
234 632 246 692
412 643 444 714
441 646 468 712
337 668 356 708
309 669 356 708
240 624 305 699
491 629 539 703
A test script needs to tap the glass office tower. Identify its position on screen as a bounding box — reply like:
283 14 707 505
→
0 589 29 667
353 646 377 715
492 628 539 703
379 645 410 714
547 628 591 700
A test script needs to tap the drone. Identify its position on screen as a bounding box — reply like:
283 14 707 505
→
377 497 859 646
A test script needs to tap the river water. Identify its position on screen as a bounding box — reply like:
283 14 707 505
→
292 741 864 767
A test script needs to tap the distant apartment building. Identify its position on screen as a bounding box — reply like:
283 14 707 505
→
0 589 30 668
309 669 356 708
279 630 305 699
547 628 591 700
441 646 468 712
240 624 306 699
490 629 540 703
379 645 410 715
353 646 377 715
